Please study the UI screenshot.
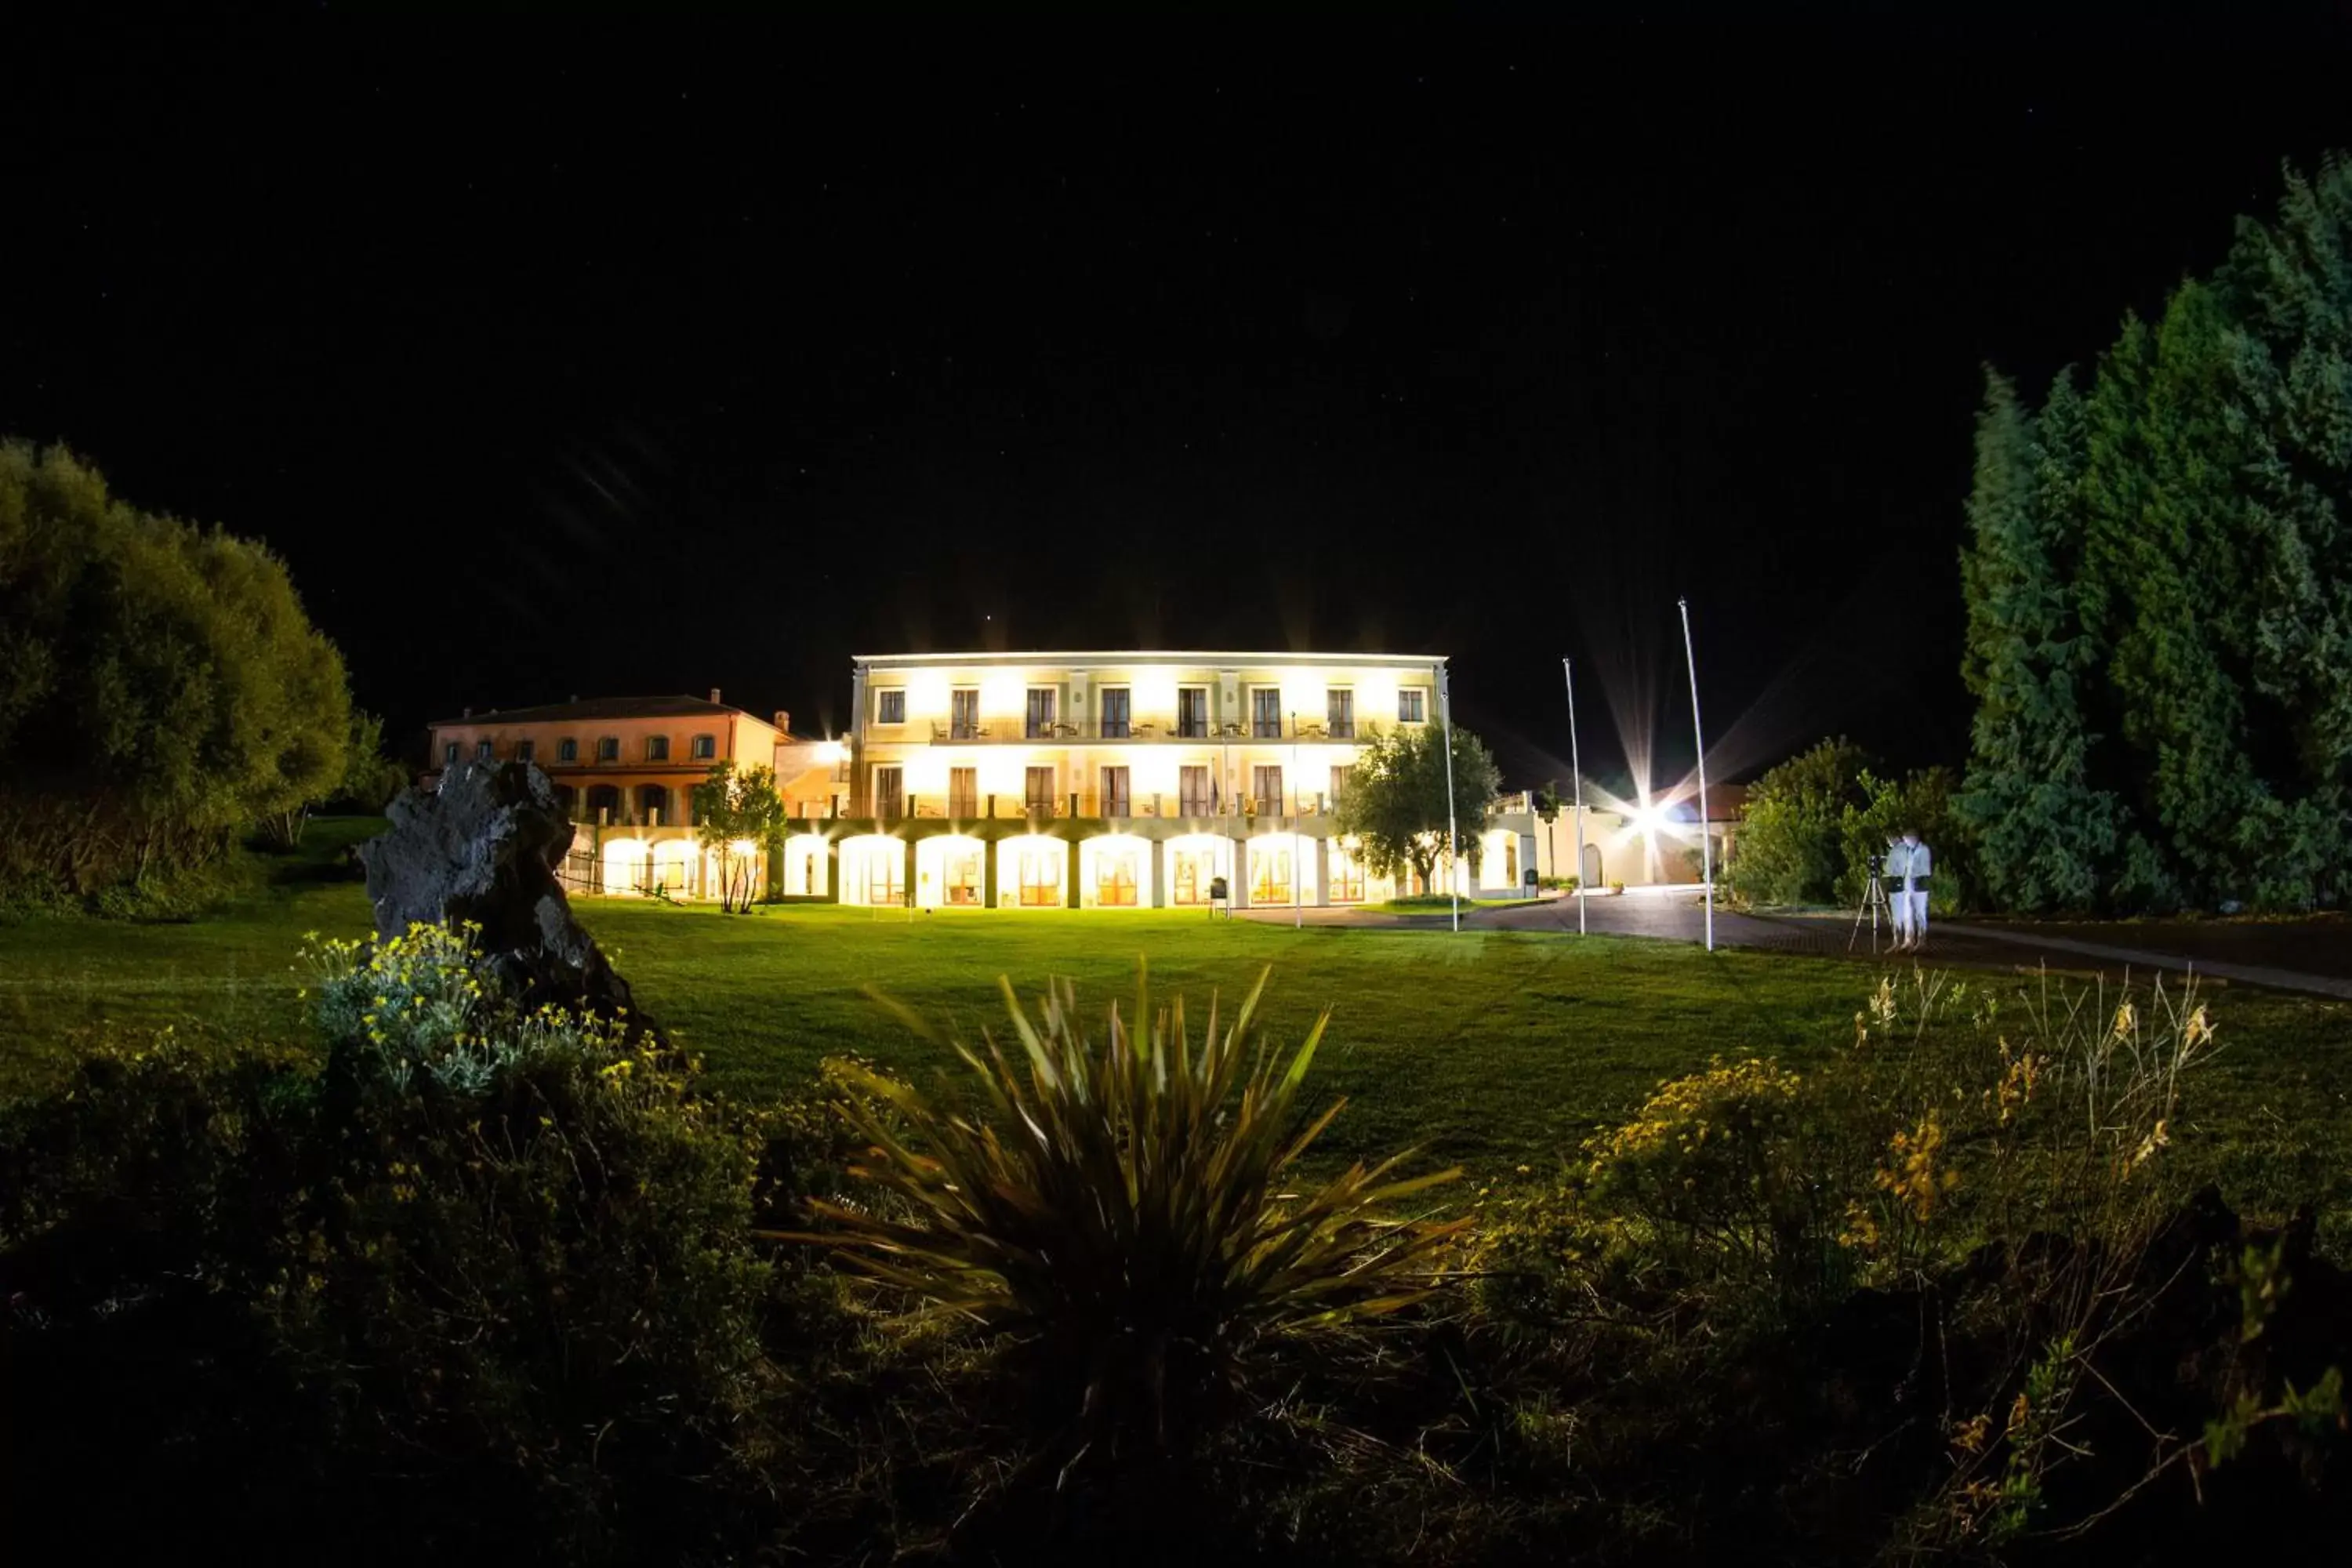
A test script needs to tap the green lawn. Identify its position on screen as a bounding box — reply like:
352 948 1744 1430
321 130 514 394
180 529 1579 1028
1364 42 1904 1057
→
3 821 2350 1234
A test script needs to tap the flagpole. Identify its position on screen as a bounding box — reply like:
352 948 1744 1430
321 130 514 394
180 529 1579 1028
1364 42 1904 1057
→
1292 710 1302 929
1677 597 1714 953
1438 659 1460 933
1562 656 1586 936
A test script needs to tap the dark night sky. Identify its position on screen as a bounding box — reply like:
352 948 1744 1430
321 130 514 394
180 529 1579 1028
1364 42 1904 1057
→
7 5 2350 795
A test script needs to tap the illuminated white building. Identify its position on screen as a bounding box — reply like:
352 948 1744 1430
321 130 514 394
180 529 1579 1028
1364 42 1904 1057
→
782 650 1543 910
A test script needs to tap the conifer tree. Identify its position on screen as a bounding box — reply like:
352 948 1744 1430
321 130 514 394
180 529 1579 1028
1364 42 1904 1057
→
1957 370 2118 910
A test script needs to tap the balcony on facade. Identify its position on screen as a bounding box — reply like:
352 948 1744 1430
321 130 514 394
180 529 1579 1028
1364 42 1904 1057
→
924 717 1360 743
841 790 1340 822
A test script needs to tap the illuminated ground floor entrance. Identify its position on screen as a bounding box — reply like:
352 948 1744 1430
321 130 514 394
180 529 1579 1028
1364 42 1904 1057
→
564 816 1544 911
748 818 1541 912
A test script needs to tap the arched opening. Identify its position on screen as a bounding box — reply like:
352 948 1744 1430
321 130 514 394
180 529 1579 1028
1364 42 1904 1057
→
996 834 1065 908
915 834 986 908
553 783 579 818
600 838 648 895
838 834 905 906
1165 834 1232 907
585 784 622 825
1080 833 1152 908
1327 840 1368 903
635 784 669 826
1479 829 1520 892
1248 833 1316 906
783 833 830 898
650 839 698 896
1581 843 1604 887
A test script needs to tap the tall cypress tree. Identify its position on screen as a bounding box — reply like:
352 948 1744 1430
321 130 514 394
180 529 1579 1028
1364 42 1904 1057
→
2083 281 2262 909
2209 155 2352 905
1958 369 2118 909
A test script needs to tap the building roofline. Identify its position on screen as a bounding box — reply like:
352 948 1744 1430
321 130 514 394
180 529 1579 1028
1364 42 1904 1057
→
852 650 1447 668
426 695 779 728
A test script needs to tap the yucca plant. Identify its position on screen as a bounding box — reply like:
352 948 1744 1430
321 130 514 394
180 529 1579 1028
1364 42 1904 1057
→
796 965 1464 1455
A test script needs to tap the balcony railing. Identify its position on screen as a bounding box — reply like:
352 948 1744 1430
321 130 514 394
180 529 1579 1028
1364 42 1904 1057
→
924 719 1352 742
843 790 1337 821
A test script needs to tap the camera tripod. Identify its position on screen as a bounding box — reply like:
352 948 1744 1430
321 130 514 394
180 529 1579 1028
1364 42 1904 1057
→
1846 872 1893 954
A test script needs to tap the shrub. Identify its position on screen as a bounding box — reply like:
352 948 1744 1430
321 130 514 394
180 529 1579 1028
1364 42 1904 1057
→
1462 965 2352 1561
1727 740 1981 911
2 921 810 1564
1726 738 1871 906
801 968 1465 1461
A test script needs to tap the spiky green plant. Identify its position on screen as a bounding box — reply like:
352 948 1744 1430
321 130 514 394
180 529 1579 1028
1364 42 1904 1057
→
798 965 1463 1451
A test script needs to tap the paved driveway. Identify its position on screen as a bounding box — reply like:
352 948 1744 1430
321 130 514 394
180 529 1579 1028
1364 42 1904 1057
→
1243 891 2352 1000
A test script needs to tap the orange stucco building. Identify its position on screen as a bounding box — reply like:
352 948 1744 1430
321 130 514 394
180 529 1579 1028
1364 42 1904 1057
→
423 691 794 827
421 691 849 899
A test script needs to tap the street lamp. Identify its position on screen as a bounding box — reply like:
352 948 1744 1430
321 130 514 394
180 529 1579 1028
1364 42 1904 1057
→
1677 597 1715 952
1561 656 1586 936
1291 710 1301 929
1437 659 1460 933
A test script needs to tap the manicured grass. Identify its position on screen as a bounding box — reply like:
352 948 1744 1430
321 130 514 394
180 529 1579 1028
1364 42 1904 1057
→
5 836 2350 1240
0 818 383 1096
576 902 1888 1169
1373 895 1541 914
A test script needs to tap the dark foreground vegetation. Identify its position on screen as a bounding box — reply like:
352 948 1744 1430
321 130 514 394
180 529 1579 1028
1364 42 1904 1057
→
3 924 2344 1565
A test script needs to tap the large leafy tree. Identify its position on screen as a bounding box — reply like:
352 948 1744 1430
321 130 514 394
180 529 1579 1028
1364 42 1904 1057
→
1956 369 2120 911
691 762 788 913
1333 723 1501 893
0 441 353 892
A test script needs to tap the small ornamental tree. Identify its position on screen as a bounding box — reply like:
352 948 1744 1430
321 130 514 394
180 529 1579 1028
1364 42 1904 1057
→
690 763 787 913
1536 780 1564 882
1334 723 1501 894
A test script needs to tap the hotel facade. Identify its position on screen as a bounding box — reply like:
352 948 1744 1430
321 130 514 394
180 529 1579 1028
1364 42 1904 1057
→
792 651 1541 912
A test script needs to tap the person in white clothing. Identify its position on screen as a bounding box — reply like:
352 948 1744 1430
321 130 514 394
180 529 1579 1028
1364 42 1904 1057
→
1882 828 1933 953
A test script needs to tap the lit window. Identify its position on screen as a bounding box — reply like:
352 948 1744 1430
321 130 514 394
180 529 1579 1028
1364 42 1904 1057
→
1025 765 1056 811
1252 688 1283 738
517 739 535 763
1398 688 1426 724
647 735 670 761
1327 689 1354 738
1016 844 1063 906
1329 845 1367 903
1179 765 1212 815
559 738 579 762
476 739 494 761
1252 764 1284 814
1177 687 1210 738
1251 843 1293 904
877 689 906 724
597 736 619 762
442 741 459 766
950 688 980 739
691 733 716 760
1095 844 1139 906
